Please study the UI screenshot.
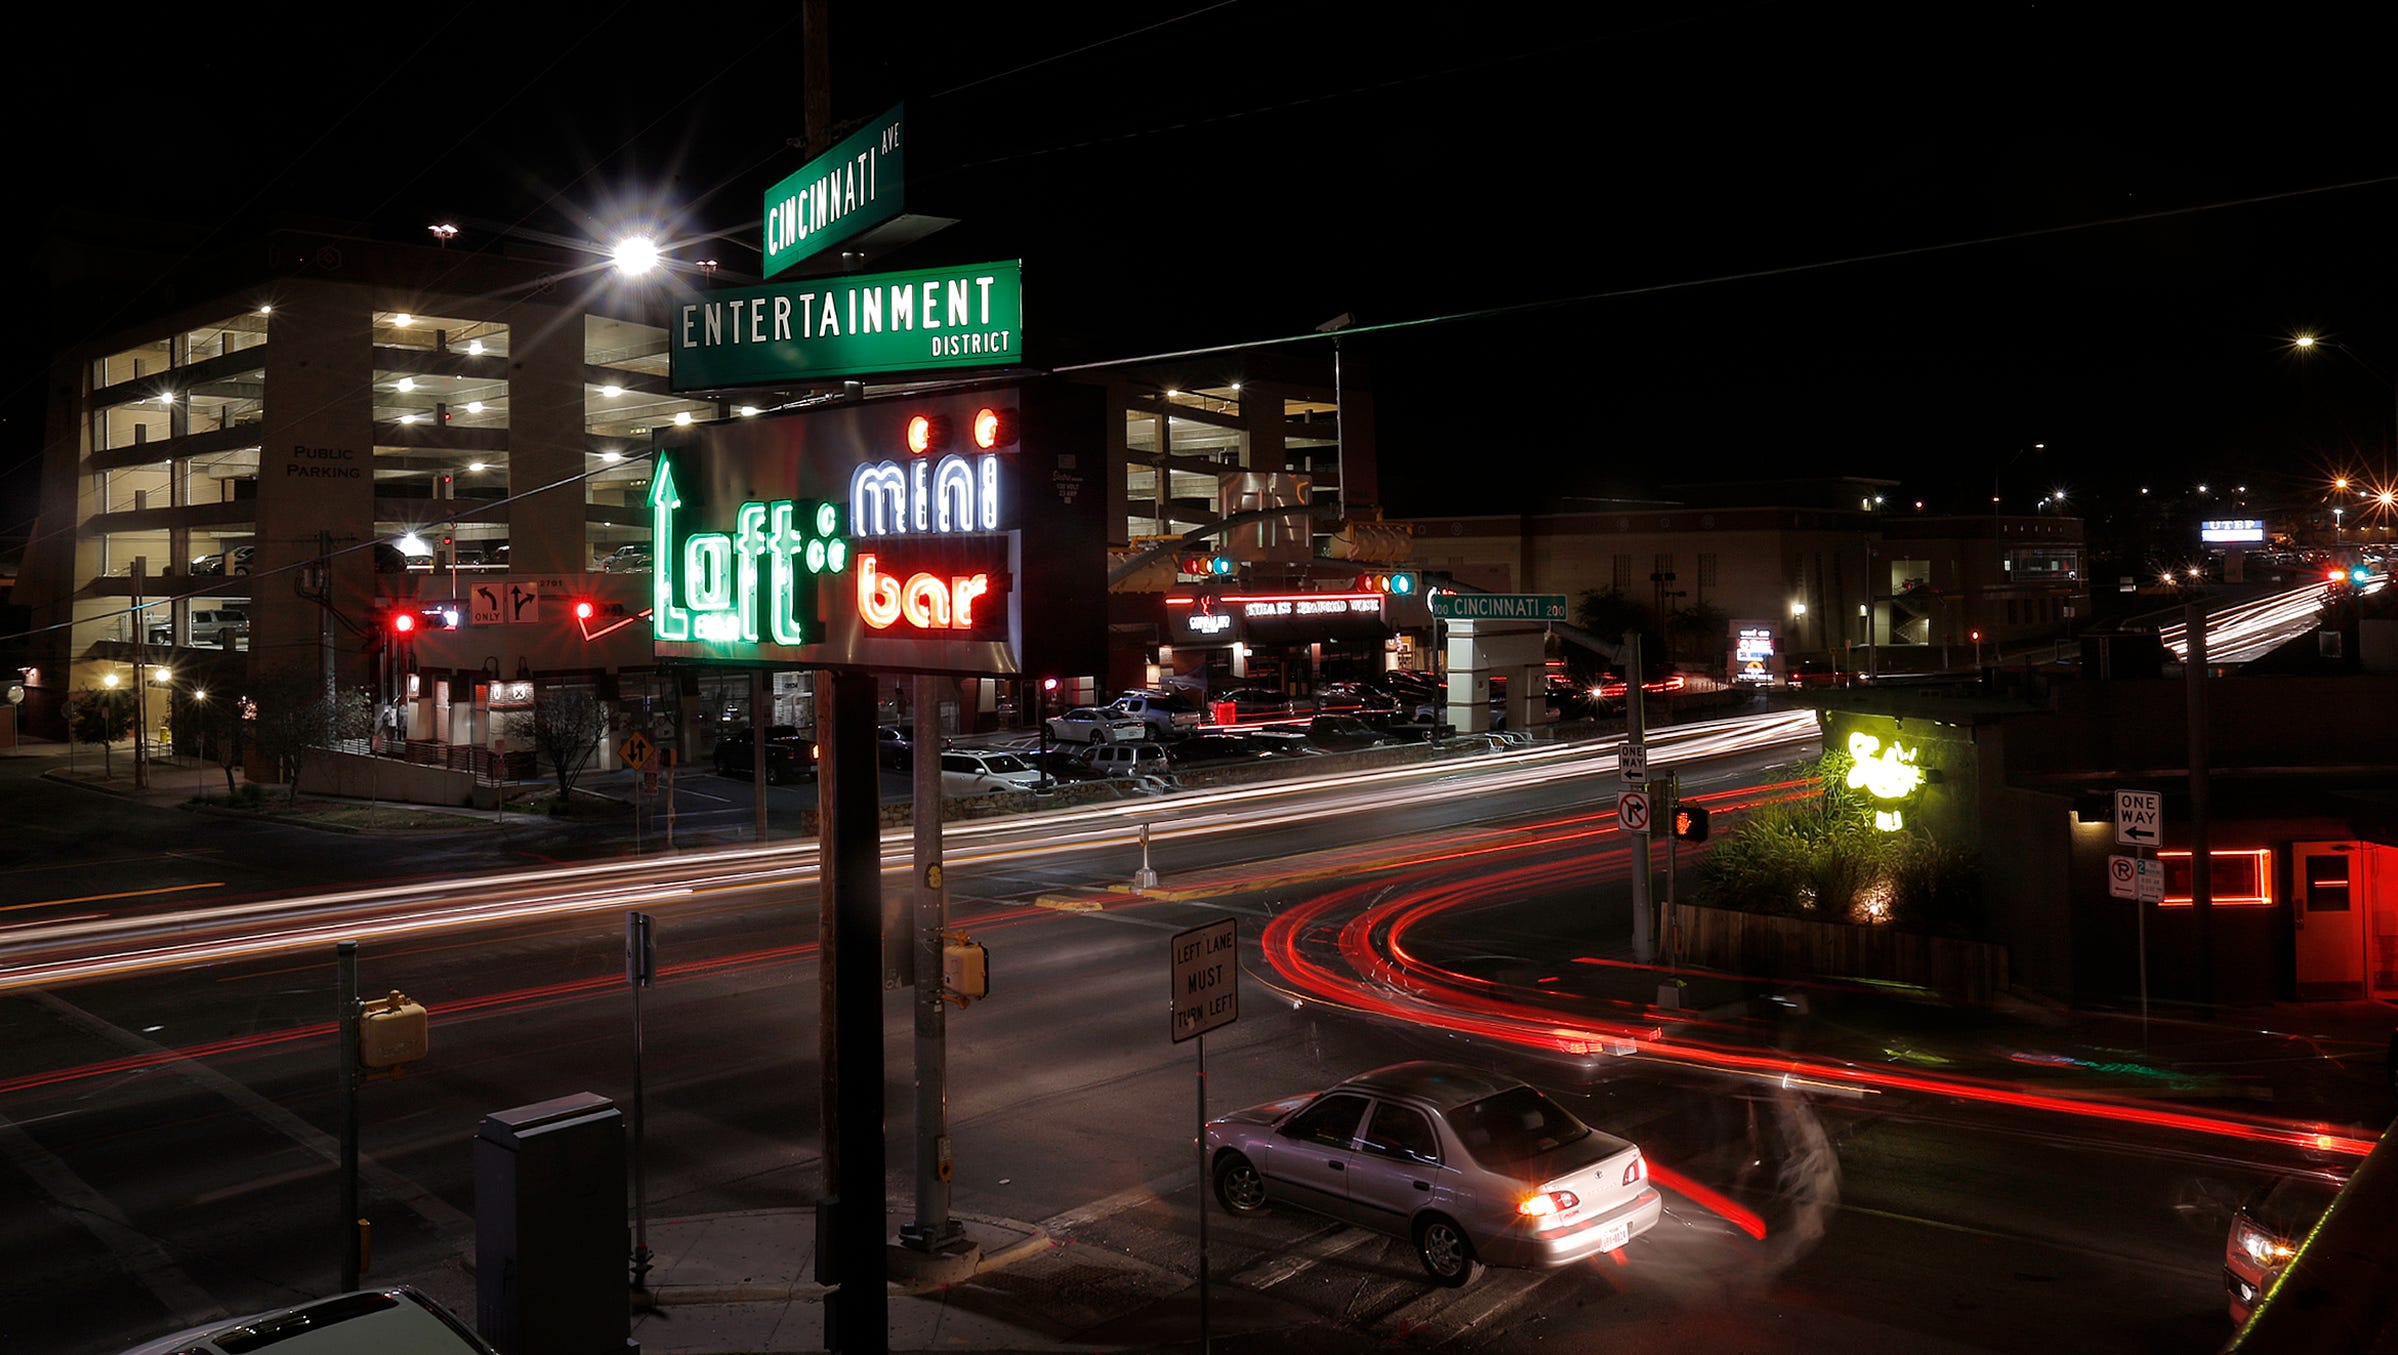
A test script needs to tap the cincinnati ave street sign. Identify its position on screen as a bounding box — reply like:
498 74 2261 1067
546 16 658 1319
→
761 104 905 277
1427 592 1568 621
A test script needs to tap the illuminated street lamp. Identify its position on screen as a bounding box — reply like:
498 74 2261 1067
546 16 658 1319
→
613 236 662 277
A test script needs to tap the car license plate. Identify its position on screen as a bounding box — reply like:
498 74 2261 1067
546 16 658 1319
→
1599 1219 1631 1251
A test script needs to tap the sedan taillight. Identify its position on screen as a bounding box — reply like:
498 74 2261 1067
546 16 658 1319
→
1623 1153 1646 1186
1518 1189 1580 1218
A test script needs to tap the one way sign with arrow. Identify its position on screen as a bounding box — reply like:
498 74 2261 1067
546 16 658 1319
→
2113 790 2161 847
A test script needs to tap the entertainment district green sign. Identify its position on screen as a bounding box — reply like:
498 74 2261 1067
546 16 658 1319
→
1427 592 1568 621
668 260 1024 391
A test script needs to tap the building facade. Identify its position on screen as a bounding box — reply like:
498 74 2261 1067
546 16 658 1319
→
17 225 1391 771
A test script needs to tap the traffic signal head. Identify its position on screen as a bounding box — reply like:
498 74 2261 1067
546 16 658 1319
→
390 610 417 636
1358 570 1418 595
1179 554 1234 577
1673 804 1711 842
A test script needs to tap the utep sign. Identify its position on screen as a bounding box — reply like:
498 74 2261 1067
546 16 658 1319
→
670 260 1024 391
648 385 1105 678
761 104 905 278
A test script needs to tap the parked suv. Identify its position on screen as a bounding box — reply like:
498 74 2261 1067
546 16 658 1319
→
1112 690 1203 737
148 608 249 648
1080 742 1176 779
712 725 817 784
940 749 1046 796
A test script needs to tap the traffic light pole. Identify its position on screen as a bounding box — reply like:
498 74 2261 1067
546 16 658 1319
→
819 670 888 1352
337 940 361 1292
1662 772 1679 969
904 674 968 1260
1625 632 1655 963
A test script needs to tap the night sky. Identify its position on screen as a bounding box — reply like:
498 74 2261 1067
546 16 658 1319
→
8 4 2396 539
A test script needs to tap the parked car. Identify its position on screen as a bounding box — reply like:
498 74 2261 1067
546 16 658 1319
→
1313 681 1400 715
2225 1171 2344 1324
148 608 249 648
1206 1061 1662 1286
601 542 653 574
940 749 1046 796
1304 714 1402 748
188 545 253 576
116 1285 496 1355
1022 748 1110 783
1111 690 1204 737
877 724 924 769
1213 687 1293 718
711 725 817 784
1166 734 1274 768
1047 706 1145 744
1079 742 1177 779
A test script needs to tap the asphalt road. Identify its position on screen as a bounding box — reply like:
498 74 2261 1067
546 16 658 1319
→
0 728 2318 1352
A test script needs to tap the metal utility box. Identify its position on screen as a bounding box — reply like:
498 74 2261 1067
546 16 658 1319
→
473 1092 629 1354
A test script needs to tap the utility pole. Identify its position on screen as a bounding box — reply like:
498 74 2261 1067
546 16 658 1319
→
903 675 969 1261
1625 631 1655 963
337 941 362 1292
131 558 151 790
819 671 888 1353
2184 603 2214 1008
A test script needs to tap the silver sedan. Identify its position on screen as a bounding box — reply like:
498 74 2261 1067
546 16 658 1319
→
1205 1061 1662 1285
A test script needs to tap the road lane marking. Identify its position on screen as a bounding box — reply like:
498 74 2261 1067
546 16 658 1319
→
2 881 223 913
0 1108 226 1322
33 992 474 1239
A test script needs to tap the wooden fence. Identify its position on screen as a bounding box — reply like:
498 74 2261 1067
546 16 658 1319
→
1673 904 2009 1005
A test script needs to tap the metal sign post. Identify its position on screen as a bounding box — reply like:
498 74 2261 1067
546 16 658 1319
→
626 912 655 1285
1172 919 1238 1355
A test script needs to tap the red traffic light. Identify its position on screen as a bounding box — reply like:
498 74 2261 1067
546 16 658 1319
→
390 611 417 635
574 599 597 621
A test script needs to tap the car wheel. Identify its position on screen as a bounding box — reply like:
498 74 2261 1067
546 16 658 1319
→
1413 1215 1482 1287
1213 1152 1267 1214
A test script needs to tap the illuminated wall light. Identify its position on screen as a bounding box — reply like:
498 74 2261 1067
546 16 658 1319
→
737 406 759 418
464 402 485 414
399 414 419 425
602 385 624 398
396 378 416 393
467 339 485 355
673 412 693 425
393 314 413 327
2155 849 2273 907
600 451 623 463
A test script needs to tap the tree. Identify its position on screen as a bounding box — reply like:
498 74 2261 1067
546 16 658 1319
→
248 673 372 803
505 687 609 803
1666 600 1729 666
66 686 137 778
177 688 250 799
1573 592 1649 647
